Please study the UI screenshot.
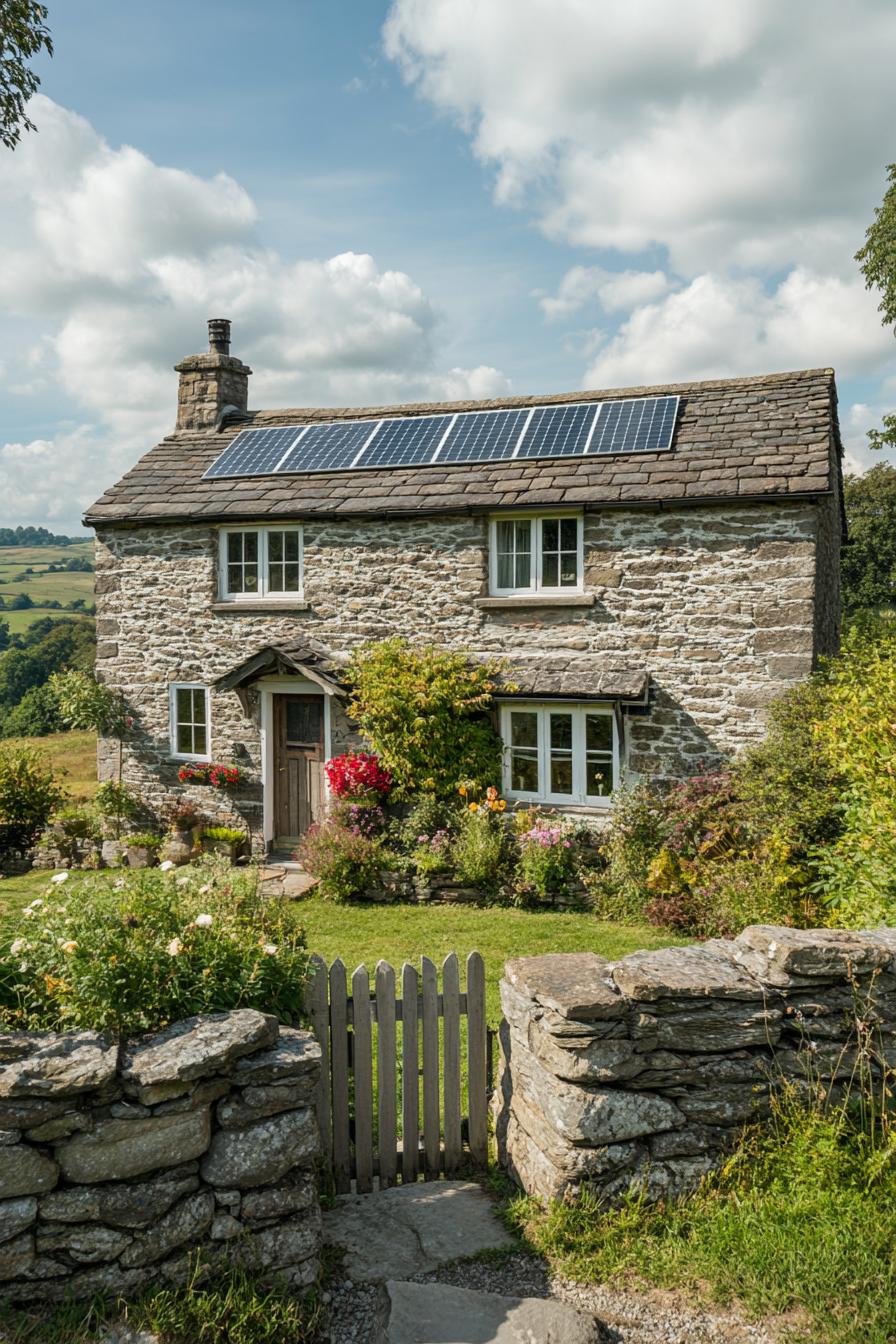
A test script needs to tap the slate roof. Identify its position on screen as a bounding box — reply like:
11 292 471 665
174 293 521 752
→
84 368 842 527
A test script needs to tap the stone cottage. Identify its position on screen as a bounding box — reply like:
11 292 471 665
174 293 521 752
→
84 320 843 854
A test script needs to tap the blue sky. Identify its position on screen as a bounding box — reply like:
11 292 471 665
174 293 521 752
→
2 0 896 533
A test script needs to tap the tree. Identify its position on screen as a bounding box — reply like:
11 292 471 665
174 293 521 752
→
0 1 52 151
856 162 896 452
841 464 896 615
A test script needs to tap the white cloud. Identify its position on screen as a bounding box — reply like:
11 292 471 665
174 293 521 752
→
0 97 508 529
385 0 896 277
583 270 895 390
539 266 669 321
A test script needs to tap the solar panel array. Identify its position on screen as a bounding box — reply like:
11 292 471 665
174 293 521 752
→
203 395 679 480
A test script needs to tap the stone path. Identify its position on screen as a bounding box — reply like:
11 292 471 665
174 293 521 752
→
322 1183 779 1344
259 864 319 899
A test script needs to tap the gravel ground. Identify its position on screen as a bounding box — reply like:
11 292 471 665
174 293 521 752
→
323 1251 781 1344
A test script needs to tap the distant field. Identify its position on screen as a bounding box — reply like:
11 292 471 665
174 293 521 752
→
0 541 94 633
4 730 98 801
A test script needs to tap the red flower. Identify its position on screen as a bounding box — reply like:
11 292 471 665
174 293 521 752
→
324 752 392 800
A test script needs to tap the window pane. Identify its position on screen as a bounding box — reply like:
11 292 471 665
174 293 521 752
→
285 531 300 562
550 713 572 749
243 564 259 592
190 689 205 723
286 700 321 743
550 756 573 794
176 688 191 722
193 722 208 756
515 550 530 588
497 552 514 589
510 712 538 748
227 533 242 562
586 757 612 796
244 532 259 561
176 723 193 755
268 531 283 562
542 518 558 550
281 565 300 592
560 518 578 550
586 714 613 752
511 750 539 792
542 554 559 587
560 555 578 586
227 564 241 593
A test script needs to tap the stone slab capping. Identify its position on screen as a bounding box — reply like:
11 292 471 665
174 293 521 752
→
496 926 896 1202
0 1009 321 1301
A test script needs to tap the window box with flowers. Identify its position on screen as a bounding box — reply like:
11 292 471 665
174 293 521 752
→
177 763 244 789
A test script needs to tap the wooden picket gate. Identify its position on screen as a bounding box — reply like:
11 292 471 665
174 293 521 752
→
305 952 489 1192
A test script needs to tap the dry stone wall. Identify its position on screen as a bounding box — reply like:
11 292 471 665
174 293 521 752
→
0 1010 321 1302
497 926 896 1202
93 497 834 842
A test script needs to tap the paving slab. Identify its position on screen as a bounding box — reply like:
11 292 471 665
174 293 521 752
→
375 1279 603 1343
323 1181 516 1283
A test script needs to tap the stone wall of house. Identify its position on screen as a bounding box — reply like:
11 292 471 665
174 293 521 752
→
496 926 895 1203
0 1010 321 1302
93 497 834 841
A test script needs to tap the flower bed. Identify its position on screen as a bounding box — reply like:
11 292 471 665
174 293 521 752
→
177 762 243 788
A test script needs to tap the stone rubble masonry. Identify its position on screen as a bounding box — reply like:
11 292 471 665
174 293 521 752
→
496 926 896 1202
92 496 839 853
0 1010 321 1302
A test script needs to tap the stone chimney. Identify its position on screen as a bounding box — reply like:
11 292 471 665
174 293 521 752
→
174 318 252 431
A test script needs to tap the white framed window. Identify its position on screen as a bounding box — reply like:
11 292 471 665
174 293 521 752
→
169 683 210 760
218 526 303 601
489 514 583 595
500 702 618 807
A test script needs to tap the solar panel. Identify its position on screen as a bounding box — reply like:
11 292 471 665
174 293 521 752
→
438 408 528 465
517 403 596 459
360 414 453 468
279 420 375 473
202 395 679 479
589 396 679 455
203 426 299 478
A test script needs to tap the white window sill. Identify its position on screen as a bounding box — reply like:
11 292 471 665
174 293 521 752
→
211 600 311 613
477 593 595 610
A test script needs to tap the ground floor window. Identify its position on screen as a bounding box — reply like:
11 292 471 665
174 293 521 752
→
500 702 617 806
169 683 210 760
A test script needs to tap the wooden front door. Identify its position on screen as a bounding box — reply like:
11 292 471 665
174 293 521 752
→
273 694 324 845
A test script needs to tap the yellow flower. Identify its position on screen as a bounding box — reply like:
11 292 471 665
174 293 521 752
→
458 784 467 797
60 941 78 955
468 802 479 812
43 974 69 996
497 799 507 811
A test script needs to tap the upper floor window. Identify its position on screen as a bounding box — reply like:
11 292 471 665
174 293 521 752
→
500 702 617 807
170 683 210 760
219 526 303 601
489 515 582 596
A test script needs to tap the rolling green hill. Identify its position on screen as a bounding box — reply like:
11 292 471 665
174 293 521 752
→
0 541 94 634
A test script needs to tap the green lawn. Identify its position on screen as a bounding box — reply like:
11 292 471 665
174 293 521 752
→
0 541 94 633
3 729 98 802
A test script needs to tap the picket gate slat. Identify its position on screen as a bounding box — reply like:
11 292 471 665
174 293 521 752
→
352 964 374 1194
401 963 420 1185
466 951 488 1166
376 960 398 1189
328 959 351 1195
421 956 441 1180
312 951 488 1189
442 953 462 1177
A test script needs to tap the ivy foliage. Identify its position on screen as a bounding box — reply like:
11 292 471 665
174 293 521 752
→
345 637 505 800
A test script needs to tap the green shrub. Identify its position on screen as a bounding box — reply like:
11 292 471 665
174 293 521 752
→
125 832 162 850
0 742 67 844
813 618 896 925
0 681 64 738
199 826 247 845
514 814 582 902
450 804 509 895
297 820 394 901
0 859 308 1033
346 637 504 799
95 779 140 838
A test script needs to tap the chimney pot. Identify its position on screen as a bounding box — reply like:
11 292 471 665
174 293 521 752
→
208 317 231 356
